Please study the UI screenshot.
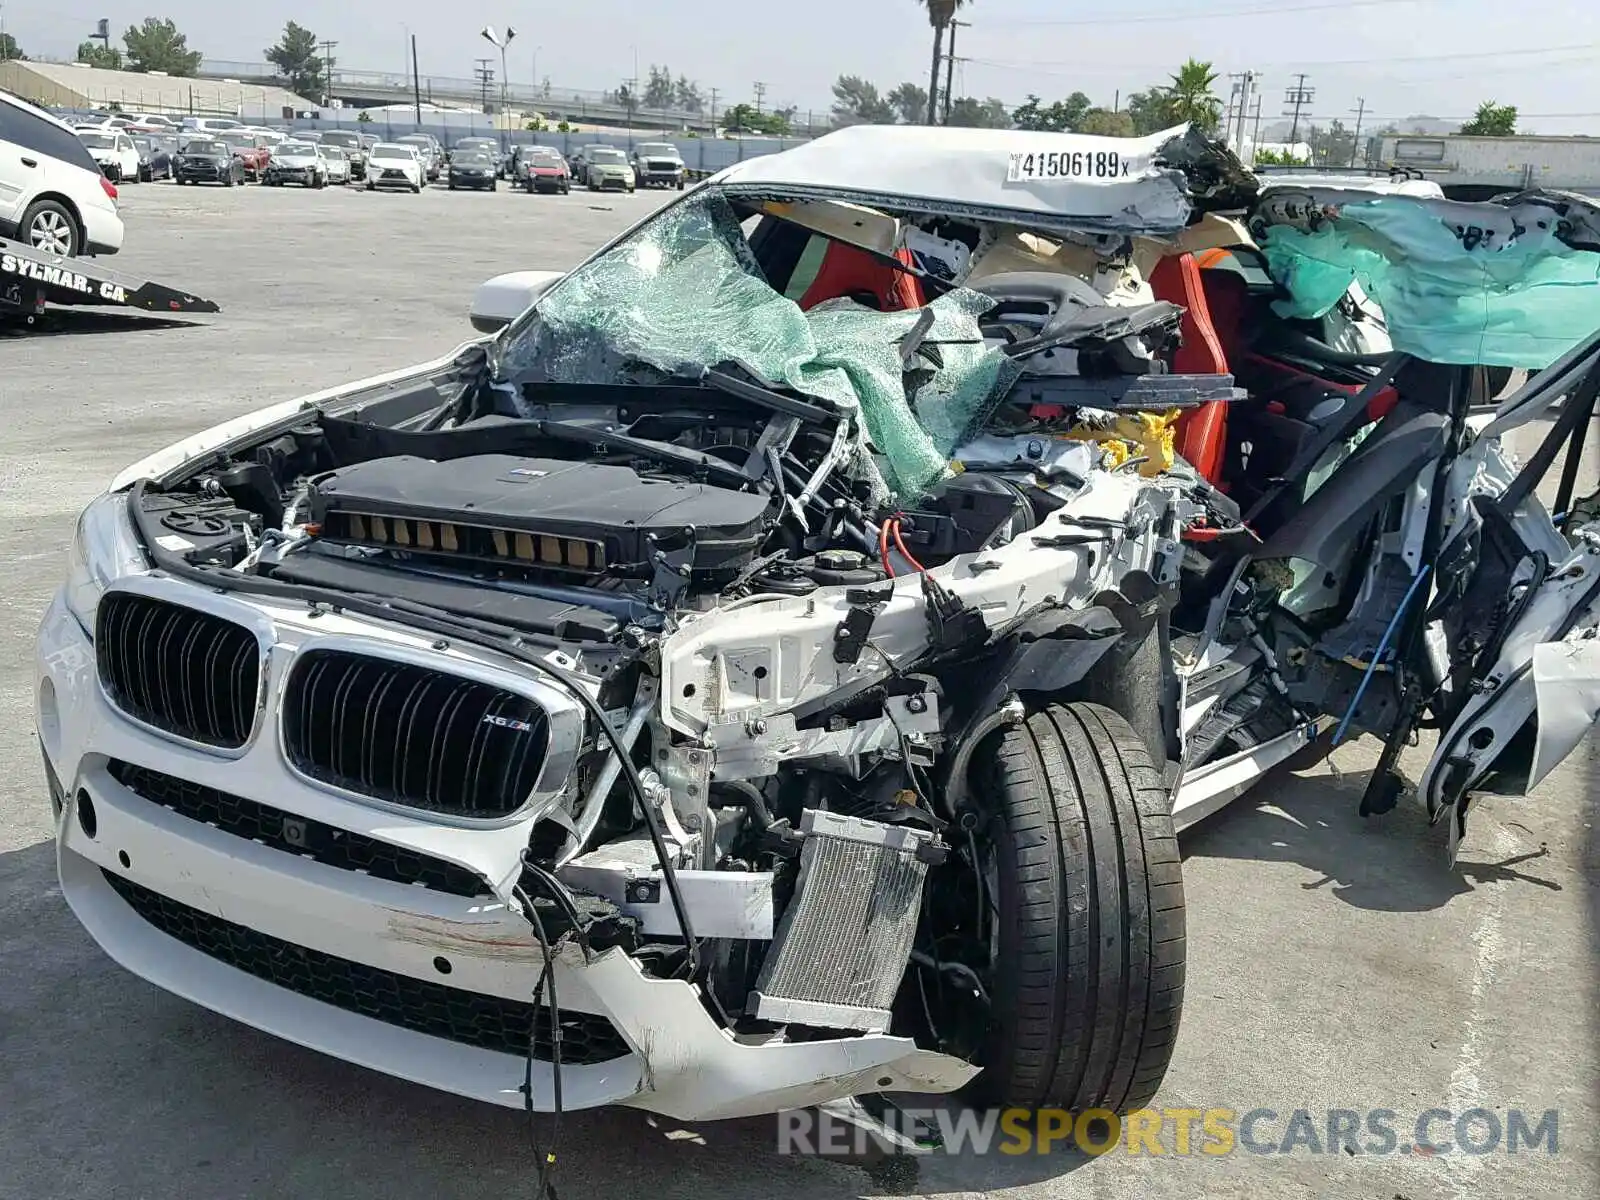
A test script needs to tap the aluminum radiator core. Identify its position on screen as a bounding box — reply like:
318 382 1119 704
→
749 809 934 1032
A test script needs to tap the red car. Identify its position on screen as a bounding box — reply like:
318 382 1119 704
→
520 146 572 194
216 131 271 181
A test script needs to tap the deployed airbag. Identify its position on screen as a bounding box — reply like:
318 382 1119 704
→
1255 192 1600 369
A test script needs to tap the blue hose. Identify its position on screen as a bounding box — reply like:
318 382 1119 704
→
1331 563 1433 747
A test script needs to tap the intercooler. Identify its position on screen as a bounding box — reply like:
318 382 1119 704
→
749 809 934 1033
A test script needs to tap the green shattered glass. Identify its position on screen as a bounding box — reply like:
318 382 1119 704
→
502 194 1018 497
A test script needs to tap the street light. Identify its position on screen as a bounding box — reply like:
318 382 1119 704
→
480 24 516 148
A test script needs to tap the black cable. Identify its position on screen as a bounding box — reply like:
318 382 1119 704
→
126 479 703 980
514 883 564 1200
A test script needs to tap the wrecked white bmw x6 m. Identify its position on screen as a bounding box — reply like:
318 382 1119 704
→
38 125 1600 1127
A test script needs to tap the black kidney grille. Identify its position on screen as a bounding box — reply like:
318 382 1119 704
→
107 760 492 899
103 870 631 1064
282 651 550 819
97 594 260 749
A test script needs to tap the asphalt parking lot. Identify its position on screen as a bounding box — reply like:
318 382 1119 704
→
1 179 1595 1200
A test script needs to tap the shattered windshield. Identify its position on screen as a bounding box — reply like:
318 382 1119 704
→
494 192 1019 497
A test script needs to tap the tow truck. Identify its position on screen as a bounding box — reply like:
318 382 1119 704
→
0 237 219 326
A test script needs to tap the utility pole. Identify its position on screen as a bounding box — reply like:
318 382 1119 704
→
474 59 495 114
1284 73 1314 144
319 39 338 108
708 86 719 134
411 34 422 123
1251 95 1264 160
1349 96 1367 168
942 19 968 125
1227 70 1257 153
753 80 766 115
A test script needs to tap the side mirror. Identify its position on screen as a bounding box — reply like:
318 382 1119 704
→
469 270 566 334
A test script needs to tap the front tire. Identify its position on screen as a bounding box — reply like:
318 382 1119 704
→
967 702 1185 1114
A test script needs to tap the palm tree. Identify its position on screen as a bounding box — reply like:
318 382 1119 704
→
919 0 964 125
1164 58 1223 133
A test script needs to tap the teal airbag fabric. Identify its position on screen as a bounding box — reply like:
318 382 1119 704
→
1259 197 1600 369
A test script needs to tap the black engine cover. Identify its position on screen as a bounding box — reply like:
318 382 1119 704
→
309 454 771 575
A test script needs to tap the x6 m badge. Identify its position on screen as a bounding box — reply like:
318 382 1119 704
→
482 713 536 733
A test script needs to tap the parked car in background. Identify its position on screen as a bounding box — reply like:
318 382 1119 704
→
396 134 444 181
264 142 329 188
0 89 125 256
216 131 270 181
521 145 571 193
321 145 352 185
630 141 686 189
179 117 243 135
174 138 246 187
75 129 142 183
568 144 611 186
451 136 498 163
447 148 497 191
126 113 179 132
131 134 174 182
365 143 424 192
581 145 634 192
318 130 366 179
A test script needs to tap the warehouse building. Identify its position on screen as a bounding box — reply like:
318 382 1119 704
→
0 59 312 118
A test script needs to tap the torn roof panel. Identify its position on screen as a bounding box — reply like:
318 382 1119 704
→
714 124 1200 235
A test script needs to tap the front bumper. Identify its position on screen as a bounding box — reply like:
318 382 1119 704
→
35 582 971 1120
590 174 630 190
638 169 683 186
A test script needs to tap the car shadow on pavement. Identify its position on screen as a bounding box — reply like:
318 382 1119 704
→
1178 759 1563 913
0 312 203 337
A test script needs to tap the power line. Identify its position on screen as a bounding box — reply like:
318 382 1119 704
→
987 0 1436 27
964 40 1600 75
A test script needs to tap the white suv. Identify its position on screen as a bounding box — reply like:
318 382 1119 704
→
0 92 125 256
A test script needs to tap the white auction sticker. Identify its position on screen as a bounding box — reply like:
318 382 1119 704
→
1006 148 1142 183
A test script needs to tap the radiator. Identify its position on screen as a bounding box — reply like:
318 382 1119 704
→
749 809 934 1033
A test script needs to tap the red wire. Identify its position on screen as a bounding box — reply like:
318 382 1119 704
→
879 520 895 578
891 517 927 574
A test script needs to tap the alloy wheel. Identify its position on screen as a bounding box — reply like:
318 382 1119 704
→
29 210 73 256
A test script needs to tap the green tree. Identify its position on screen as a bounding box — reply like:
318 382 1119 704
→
265 22 322 100
356 109 373 124
1079 108 1136 137
831 75 896 126
1163 58 1222 132
674 75 703 112
1305 119 1356 167
1254 147 1311 166
723 102 788 135
946 96 1009 129
1 32 27 61
1011 91 1093 132
918 0 968 124
76 40 122 68
123 17 202 76
644 65 674 110
1125 88 1176 135
1460 100 1518 136
887 81 928 125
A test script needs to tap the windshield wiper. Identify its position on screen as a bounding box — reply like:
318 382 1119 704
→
698 367 833 424
535 416 758 488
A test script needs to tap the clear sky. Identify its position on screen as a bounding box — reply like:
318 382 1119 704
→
5 0 1600 133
